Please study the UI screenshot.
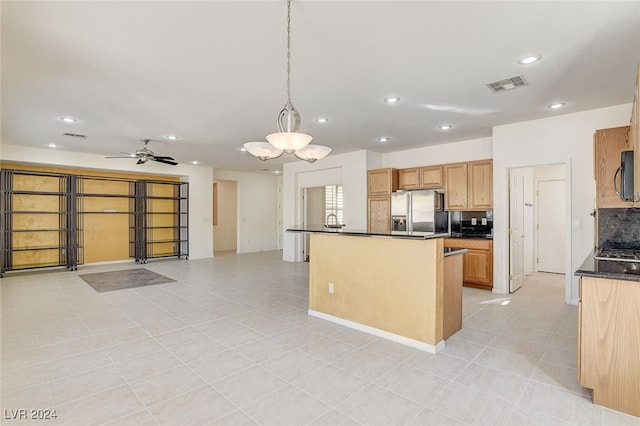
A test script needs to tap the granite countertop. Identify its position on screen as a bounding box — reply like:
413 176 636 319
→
575 250 640 282
286 225 449 240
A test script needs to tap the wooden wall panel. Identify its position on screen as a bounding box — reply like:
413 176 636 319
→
12 249 60 268
83 214 130 263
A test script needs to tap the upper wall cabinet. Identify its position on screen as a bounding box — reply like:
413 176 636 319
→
398 166 444 190
368 168 398 195
468 159 493 210
444 162 468 210
444 160 493 211
594 126 633 208
632 64 640 202
420 165 444 189
398 168 420 190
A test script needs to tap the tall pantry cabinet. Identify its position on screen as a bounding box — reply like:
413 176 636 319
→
367 168 398 233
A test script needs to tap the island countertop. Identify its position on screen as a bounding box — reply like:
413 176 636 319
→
286 225 449 240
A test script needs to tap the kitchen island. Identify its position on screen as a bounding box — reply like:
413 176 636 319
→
287 226 465 353
575 253 640 417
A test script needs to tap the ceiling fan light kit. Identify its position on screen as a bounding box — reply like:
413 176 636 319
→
106 139 178 166
244 0 331 163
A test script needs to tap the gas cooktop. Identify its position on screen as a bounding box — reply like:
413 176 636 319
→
595 248 640 263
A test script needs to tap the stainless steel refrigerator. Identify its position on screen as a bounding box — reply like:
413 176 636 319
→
391 189 448 234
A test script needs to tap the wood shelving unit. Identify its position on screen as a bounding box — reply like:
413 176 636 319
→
133 180 188 264
0 169 188 276
76 175 136 264
1 169 80 276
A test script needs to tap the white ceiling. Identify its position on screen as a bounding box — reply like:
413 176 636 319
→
2 1 640 173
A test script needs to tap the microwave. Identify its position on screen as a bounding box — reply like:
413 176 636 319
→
615 150 634 201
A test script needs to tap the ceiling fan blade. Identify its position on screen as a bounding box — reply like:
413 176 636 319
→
152 157 178 165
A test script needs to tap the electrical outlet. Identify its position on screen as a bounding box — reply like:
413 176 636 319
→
481 218 487 226
471 218 477 225
328 283 334 294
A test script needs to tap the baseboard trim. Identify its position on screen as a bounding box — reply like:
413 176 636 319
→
308 309 445 354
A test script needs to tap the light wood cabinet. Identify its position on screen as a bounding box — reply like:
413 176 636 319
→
444 162 468 210
468 160 493 210
398 165 444 190
443 252 463 339
368 168 398 196
398 168 420 190
419 165 444 189
367 168 397 233
444 160 493 211
578 276 640 417
444 238 493 290
368 196 391 234
594 126 633 208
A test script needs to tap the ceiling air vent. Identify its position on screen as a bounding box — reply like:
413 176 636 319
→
62 132 87 139
486 75 528 93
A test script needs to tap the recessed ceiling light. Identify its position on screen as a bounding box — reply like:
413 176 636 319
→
438 124 453 130
377 137 391 143
47 143 57 148
384 97 400 104
239 147 247 152
59 116 77 123
517 55 541 65
315 117 330 124
165 134 179 140
548 102 567 110
190 161 199 165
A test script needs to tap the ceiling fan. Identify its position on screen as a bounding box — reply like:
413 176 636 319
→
106 139 178 165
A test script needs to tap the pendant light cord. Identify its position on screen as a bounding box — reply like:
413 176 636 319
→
286 0 292 105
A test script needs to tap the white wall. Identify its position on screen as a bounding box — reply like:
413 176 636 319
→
0 144 214 259
213 169 279 254
282 150 371 262
383 137 493 168
492 103 632 303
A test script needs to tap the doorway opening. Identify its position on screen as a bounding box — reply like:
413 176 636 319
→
508 163 570 302
302 184 343 262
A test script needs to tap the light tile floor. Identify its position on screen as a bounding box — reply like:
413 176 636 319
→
1 251 639 425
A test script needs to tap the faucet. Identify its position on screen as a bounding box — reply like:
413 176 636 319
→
325 213 338 227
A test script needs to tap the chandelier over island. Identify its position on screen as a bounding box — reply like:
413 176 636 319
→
243 0 331 163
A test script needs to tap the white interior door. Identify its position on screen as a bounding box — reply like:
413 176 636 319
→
536 179 566 273
509 175 525 292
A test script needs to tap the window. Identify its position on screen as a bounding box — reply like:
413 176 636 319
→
324 185 343 225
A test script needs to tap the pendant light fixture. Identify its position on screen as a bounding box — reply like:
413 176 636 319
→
244 0 331 163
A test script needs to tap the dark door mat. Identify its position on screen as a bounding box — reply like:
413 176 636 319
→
79 268 176 293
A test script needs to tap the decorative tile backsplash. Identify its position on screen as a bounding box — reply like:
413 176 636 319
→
450 210 493 236
598 208 640 249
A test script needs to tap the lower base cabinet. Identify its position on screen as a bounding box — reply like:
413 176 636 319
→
367 196 391 234
444 238 493 290
578 276 640 417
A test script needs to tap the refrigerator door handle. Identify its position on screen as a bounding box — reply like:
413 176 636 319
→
407 192 413 233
